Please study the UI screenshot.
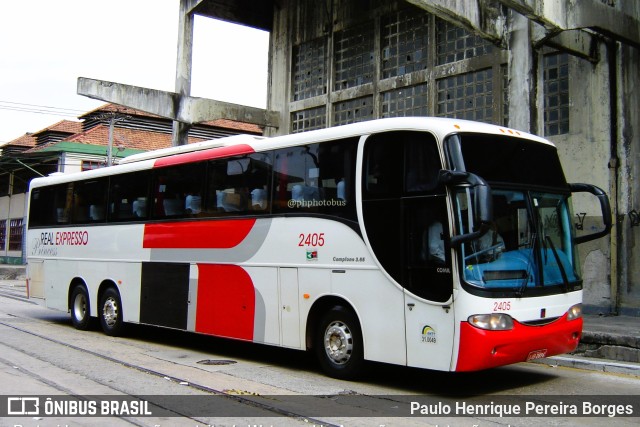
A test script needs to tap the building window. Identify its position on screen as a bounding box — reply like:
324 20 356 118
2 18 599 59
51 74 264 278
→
0 220 6 251
334 21 375 90
9 218 23 251
381 9 429 79
288 6 506 131
291 106 327 134
543 52 569 136
436 69 494 122
334 96 374 126
436 18 493 65
382 84 429 118
292 37 327 101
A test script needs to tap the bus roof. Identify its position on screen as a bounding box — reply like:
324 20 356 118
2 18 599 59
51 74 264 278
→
120 134 267 164
28 117 553 189
122 117 552 164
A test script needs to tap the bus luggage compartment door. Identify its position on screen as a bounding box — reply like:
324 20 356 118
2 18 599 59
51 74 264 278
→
279 267 301 348
27 259 45 299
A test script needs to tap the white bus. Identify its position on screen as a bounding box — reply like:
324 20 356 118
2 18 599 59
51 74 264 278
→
26 117 611 379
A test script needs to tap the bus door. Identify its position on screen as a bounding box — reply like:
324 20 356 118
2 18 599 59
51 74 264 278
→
362 130 454 369
402 196 455 370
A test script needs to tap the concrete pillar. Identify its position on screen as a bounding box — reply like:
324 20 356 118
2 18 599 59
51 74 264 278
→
507 12 535 133
173 0 195 146
265 3 291 137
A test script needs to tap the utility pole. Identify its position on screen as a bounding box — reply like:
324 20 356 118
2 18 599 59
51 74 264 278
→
96 112 130 166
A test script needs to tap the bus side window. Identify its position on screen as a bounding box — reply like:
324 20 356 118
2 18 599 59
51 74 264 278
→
273 139 357 221
71 179 108 224
315 138 358 219
108 171 151 222
152 162 206 219
405 136 442 194
205 154 271 216
274 145 321 212
363 137 402 197
28 184 65 227
55 183 73 225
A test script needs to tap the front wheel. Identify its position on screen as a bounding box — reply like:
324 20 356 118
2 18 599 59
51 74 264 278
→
70 285 91 330
99 287 125 336
315 306 364 380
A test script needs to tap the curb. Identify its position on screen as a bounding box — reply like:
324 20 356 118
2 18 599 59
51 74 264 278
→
531 354 640 377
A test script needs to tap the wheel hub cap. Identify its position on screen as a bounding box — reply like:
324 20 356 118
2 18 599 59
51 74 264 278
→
324 321 353 364
73 294 87 320
103 298 118 327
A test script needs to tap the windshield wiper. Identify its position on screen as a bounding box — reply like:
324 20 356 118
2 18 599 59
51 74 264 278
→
516 233 536 297
545 235 569 293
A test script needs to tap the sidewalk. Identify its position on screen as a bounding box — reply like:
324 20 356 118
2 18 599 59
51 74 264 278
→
1 264 639 375
0 264 26 280
539 312 640 376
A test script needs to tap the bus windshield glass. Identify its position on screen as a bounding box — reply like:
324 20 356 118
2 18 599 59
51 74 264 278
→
455 189 580 294
457 133 567 188
450 134 580 295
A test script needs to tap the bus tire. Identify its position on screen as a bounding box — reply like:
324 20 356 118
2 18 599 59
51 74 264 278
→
315 306 364 380
99 287 124 337
70 285 91 330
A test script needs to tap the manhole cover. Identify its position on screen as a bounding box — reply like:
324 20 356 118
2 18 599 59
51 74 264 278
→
197 359 237 366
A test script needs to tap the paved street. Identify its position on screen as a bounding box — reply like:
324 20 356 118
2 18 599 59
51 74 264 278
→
1 278 639 427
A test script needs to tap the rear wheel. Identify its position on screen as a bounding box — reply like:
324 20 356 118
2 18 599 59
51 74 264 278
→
99 287 124 336
70 285 91 330
315 306 364 380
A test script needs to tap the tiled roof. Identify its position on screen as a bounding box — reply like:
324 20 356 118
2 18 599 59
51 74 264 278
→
33 120 83 136
84 103 263 134
4 133 37 148
2 119 83 149
80 103 164 120
25 124 208 154
200 118 263 134
3 103 263 155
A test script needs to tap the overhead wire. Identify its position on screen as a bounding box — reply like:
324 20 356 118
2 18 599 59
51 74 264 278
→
0 100 89 144
0 100 86 118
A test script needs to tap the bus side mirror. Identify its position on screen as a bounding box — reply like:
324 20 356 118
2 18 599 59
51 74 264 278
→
439 170 493 247
569 183 612 244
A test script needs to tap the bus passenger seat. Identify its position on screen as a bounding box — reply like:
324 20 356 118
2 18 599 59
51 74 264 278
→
163 198 183 216
251 188 267 210
89 205 105 221
185 194 202 214
132 198 147 217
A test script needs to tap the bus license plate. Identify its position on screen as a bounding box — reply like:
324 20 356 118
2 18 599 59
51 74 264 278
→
526 349 548 361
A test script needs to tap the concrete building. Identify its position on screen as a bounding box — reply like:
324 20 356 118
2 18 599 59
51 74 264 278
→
74 0 640 316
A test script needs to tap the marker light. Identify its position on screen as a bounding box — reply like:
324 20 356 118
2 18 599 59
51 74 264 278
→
468 313 514 331
566 303 582 321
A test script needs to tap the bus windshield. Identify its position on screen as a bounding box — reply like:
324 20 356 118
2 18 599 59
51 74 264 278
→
456 188 580 294
449 133 580 295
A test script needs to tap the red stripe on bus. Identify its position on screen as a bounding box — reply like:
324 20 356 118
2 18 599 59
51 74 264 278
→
195 264 255 341
143 219 256 249
153 144 255 168
455 315 582 371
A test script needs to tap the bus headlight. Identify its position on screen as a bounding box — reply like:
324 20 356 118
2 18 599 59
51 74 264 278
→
567 304 582 321
468 313 514 331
